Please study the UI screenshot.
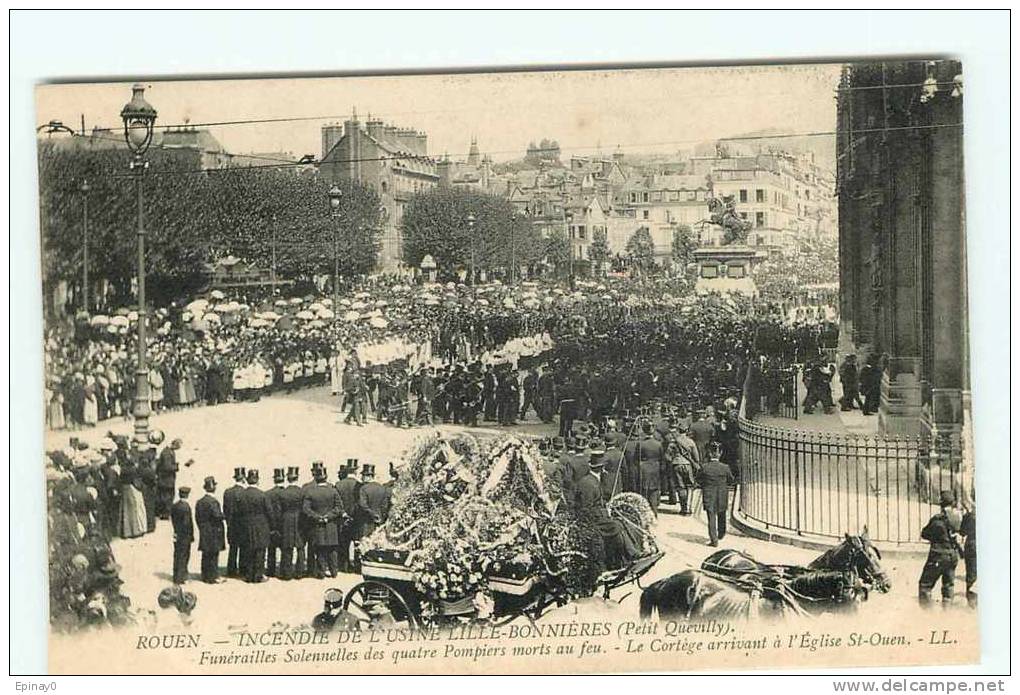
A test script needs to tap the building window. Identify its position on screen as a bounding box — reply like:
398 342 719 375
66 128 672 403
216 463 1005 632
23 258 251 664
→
642 192 649 202
577 225 586 239
805 189 811 200
700 264 719 279
630 193 637 203
739 189 747 203
740 212 748 220
755 189 765 203
727 265 746 279
642 210 649 220
756 212 765 227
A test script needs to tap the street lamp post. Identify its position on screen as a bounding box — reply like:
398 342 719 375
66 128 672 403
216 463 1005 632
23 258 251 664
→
120 83 157 445
509 210 517 284
328 184 343 321
467 213 476 286
565 210 575 289
79 179 91 313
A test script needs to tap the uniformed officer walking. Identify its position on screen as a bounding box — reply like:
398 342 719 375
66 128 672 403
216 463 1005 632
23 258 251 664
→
919 490 963 606
334 461 360 573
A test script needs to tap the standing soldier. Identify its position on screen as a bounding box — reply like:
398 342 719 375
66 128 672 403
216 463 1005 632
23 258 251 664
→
622 419 641 494
919 490 963 607
303 464 344 578
170 487 194 584
519 368 539 421
239 469 271 584
223 467 247 578
195 476 225 584
265 468 287 578
839 354 861 411
334 461 360 573
699 443 734 547
277 467 304 581
671 424 701 516
637 421 664 515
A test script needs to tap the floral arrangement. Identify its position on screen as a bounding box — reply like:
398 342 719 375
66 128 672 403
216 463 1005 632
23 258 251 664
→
540 508 606 598
367 433 656 607
607 492 659 556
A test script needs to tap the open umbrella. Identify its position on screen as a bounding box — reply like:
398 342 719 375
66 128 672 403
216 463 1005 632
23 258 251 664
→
316 308 335 319
295 310 315 320
110 315 129 327
307 319 326 328
203 312 221 324
369 316 389 329
90 315 110 327
210 290 226 300
290 298 303 305
275 299 289 307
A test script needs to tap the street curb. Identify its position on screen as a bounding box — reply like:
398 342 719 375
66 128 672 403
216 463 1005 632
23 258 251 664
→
730 507 927 558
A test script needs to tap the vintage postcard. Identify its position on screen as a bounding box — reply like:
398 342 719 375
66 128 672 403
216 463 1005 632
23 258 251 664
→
35 60 977 674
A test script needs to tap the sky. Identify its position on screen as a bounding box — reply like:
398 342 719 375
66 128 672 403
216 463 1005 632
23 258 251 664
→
35 63 843 164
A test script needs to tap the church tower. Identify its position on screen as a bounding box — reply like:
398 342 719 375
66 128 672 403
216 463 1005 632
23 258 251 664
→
467 136 480 166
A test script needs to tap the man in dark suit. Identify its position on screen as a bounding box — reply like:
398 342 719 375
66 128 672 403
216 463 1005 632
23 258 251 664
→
170 487 194 584
223 467 246 578
416 369 435 425
919 490 963 606
600 432 625 503
699 443 735 547
195 476 225 584
303 464 344 578
156 437 183 520
622 420 641 494
574 451 637 570
689 408 715 464
265 468 287 578
356 465 391 539
334 461 360 573
637 421 664 515
239 469 271 583
277 467 304 580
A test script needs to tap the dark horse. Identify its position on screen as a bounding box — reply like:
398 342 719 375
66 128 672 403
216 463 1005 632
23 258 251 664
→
639 533 890 621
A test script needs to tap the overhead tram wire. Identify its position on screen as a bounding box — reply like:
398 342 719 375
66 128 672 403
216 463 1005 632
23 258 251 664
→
58 122 964 182
72 75 949 133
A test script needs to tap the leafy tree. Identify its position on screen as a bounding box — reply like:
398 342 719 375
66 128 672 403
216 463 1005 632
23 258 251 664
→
401 188 543 281
588 227 610 269
37 141 382 308
543 228 571 276
625 227 656 273
671 224 697 267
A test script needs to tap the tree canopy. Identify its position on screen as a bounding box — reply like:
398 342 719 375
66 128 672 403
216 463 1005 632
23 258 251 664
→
400 188 546 281
37 142 382 305
625 227 656 273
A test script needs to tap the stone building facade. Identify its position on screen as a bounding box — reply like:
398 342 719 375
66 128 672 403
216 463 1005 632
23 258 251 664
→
835 59 967 440
319 114 439 271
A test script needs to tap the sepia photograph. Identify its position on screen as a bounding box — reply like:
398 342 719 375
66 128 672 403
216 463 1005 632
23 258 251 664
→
10 9 1010 684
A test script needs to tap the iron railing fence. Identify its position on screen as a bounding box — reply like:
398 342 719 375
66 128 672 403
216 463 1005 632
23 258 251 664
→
737 417 967 545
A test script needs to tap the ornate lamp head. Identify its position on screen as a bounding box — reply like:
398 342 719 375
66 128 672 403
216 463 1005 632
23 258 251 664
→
120 83 157 156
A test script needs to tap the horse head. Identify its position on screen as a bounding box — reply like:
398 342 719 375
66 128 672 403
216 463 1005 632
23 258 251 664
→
812 529 890 594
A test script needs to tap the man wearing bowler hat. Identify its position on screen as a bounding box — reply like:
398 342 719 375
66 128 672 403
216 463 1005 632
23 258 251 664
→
195 476 226 583
223 467 247 578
